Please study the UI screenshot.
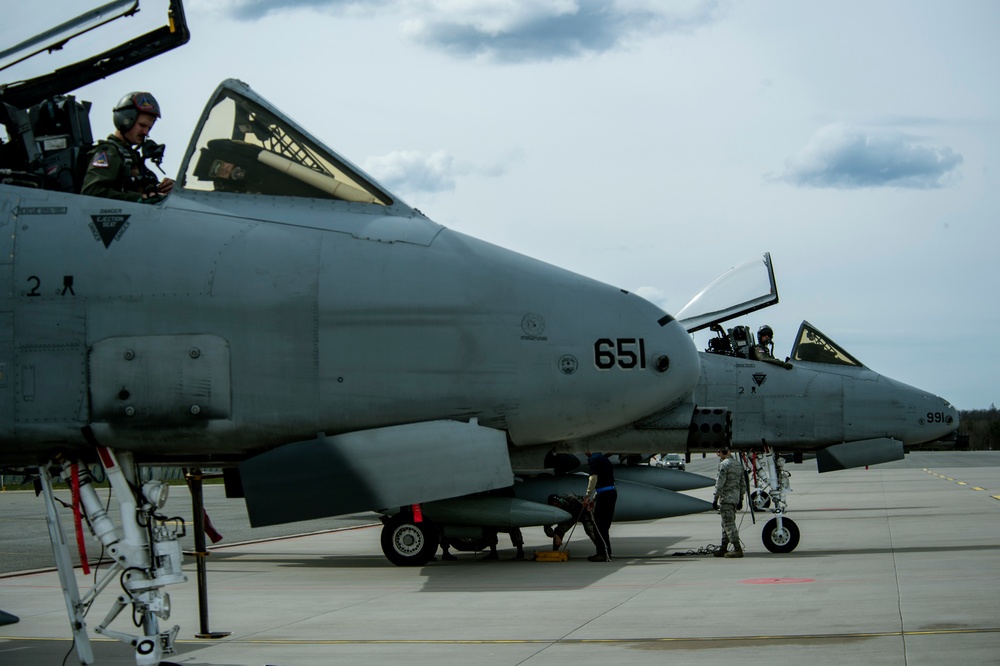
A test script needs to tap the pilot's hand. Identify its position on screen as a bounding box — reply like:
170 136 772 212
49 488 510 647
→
737 500 743 511
782 362 793 370
712 498 718 511
141 193 165 204
157 178 175 195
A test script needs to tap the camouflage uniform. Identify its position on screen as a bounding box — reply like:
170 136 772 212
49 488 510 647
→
546 493 598 549
714 454 747 555
81 135 154 202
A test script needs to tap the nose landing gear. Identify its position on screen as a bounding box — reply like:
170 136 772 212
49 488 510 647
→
743 447 800 553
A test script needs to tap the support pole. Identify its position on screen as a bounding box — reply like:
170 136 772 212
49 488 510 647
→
185 469 230 640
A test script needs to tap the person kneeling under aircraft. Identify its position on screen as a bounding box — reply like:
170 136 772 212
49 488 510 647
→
544 493 598 551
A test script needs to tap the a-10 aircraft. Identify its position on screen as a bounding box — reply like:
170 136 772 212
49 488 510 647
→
0 3 958 665
0 2 708 664
671 253 958 552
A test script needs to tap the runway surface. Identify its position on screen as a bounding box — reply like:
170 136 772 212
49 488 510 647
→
1 452 998 665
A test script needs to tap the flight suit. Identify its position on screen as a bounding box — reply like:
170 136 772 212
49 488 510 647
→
81 135 154 202
753 342 794 369
714 454 748 556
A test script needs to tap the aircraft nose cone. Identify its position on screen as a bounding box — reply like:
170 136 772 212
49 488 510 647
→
884 375 960 446
935 398 960 434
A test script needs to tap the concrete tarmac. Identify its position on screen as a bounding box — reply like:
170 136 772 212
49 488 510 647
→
1 452 999 665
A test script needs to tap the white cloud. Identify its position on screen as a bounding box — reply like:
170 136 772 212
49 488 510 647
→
220 0 723 61
364 150 458 195
634 286 670 310
404 0 723 62
363 147 522 198
770 123 963 189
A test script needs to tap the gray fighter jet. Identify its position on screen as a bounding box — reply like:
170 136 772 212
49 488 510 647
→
0 3 707 663
573 253 959 553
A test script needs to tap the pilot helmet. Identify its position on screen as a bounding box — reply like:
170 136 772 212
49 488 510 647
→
113 92 162 133
758 324 774 340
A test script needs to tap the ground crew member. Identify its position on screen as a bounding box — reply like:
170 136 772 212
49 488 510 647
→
712 446 747 558
584 452 617 561
82 91 174 202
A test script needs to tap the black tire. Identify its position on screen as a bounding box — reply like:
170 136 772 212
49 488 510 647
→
762 517 800 553
751 490 772 510
380 514 438 566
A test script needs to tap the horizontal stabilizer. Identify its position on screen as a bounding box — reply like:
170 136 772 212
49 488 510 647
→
613 465 715 491
513 475 713 521
816 438 904 473
240 420 512 527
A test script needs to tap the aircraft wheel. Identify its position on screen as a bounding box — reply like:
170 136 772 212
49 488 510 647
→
751 490 771 510
381 514 438 566
762 517 800 553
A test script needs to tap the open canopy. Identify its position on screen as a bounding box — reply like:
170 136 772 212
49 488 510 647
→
676 253 778 333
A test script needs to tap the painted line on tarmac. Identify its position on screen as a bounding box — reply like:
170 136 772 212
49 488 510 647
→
214 626 1000 645
924 469 994 496
6 627 1000 646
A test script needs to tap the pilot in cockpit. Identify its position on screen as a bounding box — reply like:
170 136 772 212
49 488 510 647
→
752 324 793 370
81 91 174 203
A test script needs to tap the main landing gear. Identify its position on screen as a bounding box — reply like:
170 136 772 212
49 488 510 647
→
380 511 439 566
742 447 800 553
38 447 187 665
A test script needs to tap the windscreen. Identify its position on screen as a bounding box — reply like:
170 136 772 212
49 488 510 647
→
180 85 391 205
790 321 864 367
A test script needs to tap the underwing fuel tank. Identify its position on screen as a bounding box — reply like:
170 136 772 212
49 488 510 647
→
612 464 715 492
513 475 714 521
417 497 573 529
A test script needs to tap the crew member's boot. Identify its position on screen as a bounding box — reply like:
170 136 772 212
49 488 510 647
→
725 545 744 558
714 537 729 558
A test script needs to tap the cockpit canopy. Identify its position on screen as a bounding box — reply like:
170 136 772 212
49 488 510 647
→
178 79 394 205
682 253 866 368
676 253 778 333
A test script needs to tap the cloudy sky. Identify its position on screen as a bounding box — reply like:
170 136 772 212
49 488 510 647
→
2 0 997 411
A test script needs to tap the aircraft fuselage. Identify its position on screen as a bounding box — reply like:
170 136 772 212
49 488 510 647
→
0 185 700 465
693 352 958 450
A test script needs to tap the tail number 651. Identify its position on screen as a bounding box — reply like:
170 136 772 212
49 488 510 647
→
595 338 646 370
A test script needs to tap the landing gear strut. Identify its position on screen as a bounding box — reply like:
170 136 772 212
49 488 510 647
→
743 447 800 553
39 447 187 665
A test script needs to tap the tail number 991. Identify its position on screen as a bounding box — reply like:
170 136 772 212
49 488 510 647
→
595 338 646 370
926 412 951 424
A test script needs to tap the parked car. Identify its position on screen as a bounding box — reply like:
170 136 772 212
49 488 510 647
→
662 453 686 471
